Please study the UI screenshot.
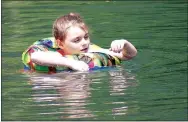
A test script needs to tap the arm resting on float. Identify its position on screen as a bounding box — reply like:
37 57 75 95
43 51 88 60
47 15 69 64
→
89 40 137 60
31 51 75 68
89 45 137 60
30 51 89 71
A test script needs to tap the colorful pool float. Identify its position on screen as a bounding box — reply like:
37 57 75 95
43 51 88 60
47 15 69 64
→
22 37 121 73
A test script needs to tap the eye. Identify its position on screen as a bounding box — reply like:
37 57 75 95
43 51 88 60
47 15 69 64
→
84 34 89 40
73 37 81 43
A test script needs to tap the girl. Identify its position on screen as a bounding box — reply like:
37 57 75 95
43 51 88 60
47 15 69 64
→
22 13 137 72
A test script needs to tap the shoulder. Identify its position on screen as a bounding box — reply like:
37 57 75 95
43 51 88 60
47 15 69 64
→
22 37 59 60
24 37 59 53
33 37 58 49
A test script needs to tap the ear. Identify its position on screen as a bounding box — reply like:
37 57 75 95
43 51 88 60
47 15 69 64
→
56 39 64 49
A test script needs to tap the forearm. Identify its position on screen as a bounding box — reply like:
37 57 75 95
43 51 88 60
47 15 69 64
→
89 40 137 60
31 51 73 67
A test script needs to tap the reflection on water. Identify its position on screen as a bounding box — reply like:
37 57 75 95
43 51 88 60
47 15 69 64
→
109 69 136 96
26 68 137 120
28 72 94 119
108 68 137 117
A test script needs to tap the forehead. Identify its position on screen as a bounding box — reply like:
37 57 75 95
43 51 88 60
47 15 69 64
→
65 26 88 39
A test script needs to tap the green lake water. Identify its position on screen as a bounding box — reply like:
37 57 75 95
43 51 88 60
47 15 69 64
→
2 1 187 121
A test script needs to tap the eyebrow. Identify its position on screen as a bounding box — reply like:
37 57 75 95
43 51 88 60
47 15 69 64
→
71 33 89 41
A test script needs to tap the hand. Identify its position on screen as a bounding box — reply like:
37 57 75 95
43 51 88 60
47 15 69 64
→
109 39 127 53
69 60 89 71
109 39 137 60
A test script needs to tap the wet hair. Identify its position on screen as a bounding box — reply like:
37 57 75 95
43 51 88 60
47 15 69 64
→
53 12 89 41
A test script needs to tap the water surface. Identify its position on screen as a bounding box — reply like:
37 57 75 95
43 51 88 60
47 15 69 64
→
2 1 187 121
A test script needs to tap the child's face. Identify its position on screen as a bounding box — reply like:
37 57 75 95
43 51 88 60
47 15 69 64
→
61 26 90 55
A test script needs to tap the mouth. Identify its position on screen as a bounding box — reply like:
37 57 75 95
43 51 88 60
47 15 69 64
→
81 47 88 53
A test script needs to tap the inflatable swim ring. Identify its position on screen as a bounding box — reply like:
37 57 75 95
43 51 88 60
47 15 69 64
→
22 37 121 73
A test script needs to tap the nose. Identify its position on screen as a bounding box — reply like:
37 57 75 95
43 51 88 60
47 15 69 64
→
81 38 89 47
